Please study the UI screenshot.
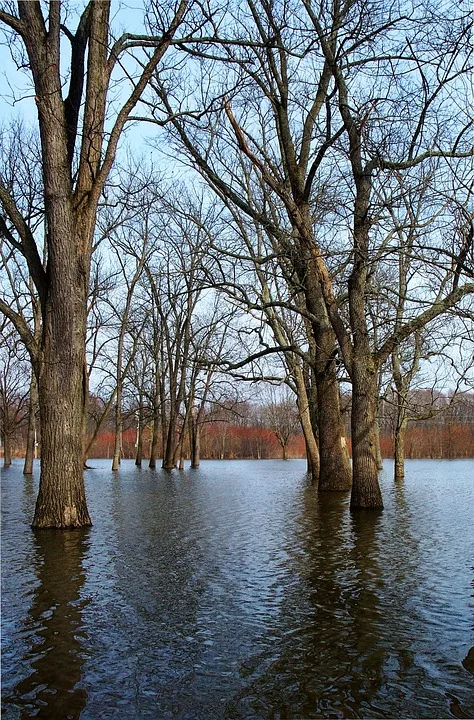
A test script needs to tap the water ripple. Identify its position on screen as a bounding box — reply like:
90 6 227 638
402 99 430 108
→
2 458 473 719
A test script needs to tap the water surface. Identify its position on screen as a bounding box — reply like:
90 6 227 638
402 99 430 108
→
2 459 473 718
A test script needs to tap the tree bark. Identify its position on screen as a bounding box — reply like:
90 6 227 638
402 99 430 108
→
23 373 38 475
34 291 91 527
3 430 12 467
301 255 351 492
350 354 383 509
394 417 407 482
190 418 201 468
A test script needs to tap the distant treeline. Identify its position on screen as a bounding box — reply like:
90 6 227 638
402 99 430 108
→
3 391 473 462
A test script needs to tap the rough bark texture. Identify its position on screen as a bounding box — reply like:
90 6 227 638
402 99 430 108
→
394 419 407 482
350 351 383 510
302 257 351 492
23 374 37 475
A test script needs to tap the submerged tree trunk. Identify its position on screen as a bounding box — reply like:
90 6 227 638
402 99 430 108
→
135 410 143 467
33 291 91 528
303 263 351 492
23 373 38 475
394 417 407 482
190 418 201 468
314 324 352 492
162 411 177 469
3 430 12 467
350 355 383 509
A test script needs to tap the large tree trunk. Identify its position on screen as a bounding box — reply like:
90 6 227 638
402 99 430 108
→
33 291 91 528
314 322 352 492
350 354 383 510
297 222 351 492
23 373 38 475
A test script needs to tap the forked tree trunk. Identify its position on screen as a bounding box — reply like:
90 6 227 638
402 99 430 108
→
23 374 38 475
350 357 383 509
298 240 351 492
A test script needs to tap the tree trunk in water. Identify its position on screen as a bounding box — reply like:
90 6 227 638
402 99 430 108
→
111 377 123 471
295 365 320 483
149 413 160 469
190 420 201 468
3 431 12 467
350 359 383 509
394 418 407 482
162 412 176 469
33 297 91 528
23 374 38 475
111 417 122 471
374 415 383 470
300 252 351 491
314 324 352 492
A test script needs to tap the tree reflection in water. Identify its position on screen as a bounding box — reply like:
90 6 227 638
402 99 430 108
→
7 529 90 719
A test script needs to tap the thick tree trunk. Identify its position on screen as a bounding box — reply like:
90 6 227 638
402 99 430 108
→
314 323 352 491
350 357 383 509
33 296 91 528
297 235 351 492
23 374 38 475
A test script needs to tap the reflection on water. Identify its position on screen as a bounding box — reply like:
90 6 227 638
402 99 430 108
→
2 525 90 718
2 459 474 719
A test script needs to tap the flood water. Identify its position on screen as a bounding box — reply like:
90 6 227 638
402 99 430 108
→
1 459 473 719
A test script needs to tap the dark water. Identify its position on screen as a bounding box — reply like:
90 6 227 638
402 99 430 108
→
1 459 473 719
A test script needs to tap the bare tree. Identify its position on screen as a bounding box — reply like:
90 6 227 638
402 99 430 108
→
0 1 187 526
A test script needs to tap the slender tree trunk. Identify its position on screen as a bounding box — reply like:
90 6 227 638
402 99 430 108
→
23 374 38 475
295 364 320 482
190 419 201 468
135 410 143 467
111 372 123 471
374 415 383 470
394 417 407 482
149 413 160 469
